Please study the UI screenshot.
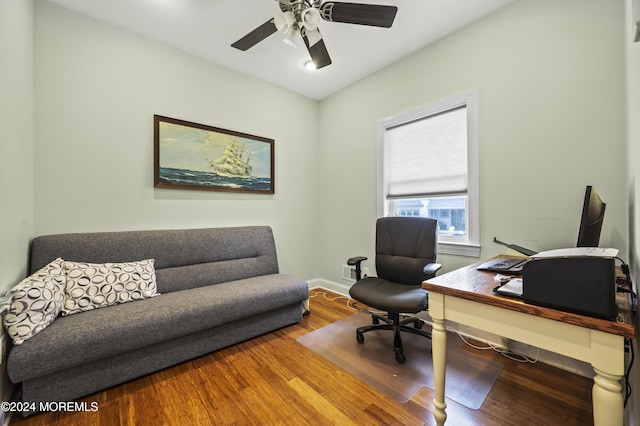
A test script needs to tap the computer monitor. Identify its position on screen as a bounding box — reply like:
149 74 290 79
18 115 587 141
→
576 185 606 247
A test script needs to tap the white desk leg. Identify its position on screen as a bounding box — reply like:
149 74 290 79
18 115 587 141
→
591 330 625 426
592 368 623 426
432 317 448 425
429 292 448 426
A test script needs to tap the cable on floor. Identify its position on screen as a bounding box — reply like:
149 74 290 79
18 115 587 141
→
308 290 359 311
457 332 540 364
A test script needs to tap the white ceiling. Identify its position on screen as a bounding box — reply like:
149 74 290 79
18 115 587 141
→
47 0 515 100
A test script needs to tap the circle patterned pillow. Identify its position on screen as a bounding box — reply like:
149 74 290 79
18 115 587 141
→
3 258 66 345
62 259 159 316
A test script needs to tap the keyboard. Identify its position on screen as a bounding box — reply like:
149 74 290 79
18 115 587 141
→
477 258 529 275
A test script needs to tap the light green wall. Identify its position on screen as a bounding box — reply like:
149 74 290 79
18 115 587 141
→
0 0 34 410
317 0 628 284
2 0 635 419
0 0 34 290
29 0 630 285
33 1 320 279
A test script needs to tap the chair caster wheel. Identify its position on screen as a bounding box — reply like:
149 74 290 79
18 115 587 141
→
395 352 406 364
356 332 364 344
372 317 380 325
414 321 422 329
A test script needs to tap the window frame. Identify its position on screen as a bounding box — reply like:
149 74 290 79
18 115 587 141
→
376 89 480 257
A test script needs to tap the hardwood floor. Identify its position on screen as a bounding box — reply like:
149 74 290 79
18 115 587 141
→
10 289 593 426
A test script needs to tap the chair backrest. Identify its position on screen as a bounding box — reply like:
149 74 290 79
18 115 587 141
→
375 217 438 285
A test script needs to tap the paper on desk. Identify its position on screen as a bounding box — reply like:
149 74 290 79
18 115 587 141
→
531 247 618 259
496 278 523 297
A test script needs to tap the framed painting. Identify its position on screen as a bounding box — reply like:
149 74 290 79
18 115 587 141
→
154 115 274 194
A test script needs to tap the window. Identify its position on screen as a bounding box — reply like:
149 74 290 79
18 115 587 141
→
377 90 480 257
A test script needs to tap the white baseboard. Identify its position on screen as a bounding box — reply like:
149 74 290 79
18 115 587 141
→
307 279 593 378
307 278 350 296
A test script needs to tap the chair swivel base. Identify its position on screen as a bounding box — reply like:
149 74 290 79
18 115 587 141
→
355 312 432 364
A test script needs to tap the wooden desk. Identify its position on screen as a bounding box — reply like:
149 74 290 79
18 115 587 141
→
422 258 635 426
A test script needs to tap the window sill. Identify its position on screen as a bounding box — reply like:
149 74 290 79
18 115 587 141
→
437 242 481 258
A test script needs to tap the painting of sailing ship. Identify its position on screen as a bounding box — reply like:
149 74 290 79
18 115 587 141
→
205 140 252 178
154 115 274 194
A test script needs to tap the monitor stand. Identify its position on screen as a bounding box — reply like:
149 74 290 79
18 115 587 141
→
493 237 537 257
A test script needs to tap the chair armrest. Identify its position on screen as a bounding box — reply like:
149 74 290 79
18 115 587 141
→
347 256 367 266
424 262 442 277
347 256 368 281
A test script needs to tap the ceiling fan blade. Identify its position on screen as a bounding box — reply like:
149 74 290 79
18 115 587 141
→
320 2 398 28
301 29 332 69
231 19 278 51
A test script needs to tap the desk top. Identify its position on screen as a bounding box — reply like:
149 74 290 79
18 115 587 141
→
423 256 636 338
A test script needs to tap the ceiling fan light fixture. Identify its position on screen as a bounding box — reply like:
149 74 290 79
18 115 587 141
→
274 7 295 32
282 27 298 48
301 7 321 31
303 59 316 71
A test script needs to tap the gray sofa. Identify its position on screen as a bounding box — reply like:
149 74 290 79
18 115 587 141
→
6 226 309 415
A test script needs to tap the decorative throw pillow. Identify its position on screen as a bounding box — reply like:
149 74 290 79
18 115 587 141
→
3 258 66 345
62 259 159 315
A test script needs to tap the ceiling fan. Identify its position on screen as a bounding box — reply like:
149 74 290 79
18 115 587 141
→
231 1 398 69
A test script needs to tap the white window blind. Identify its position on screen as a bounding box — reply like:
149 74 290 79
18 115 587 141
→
386 106 468 199
377 89 480 257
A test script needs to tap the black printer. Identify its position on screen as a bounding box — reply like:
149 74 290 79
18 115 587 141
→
522 254 617 320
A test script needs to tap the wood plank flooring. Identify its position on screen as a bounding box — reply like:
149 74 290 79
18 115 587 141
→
10 289 593 425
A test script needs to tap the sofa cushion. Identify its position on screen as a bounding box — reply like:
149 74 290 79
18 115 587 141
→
7 274 308 383
3 258 66 345
62 259 159 316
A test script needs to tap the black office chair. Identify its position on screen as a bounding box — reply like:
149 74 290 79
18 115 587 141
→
348 217 441 364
